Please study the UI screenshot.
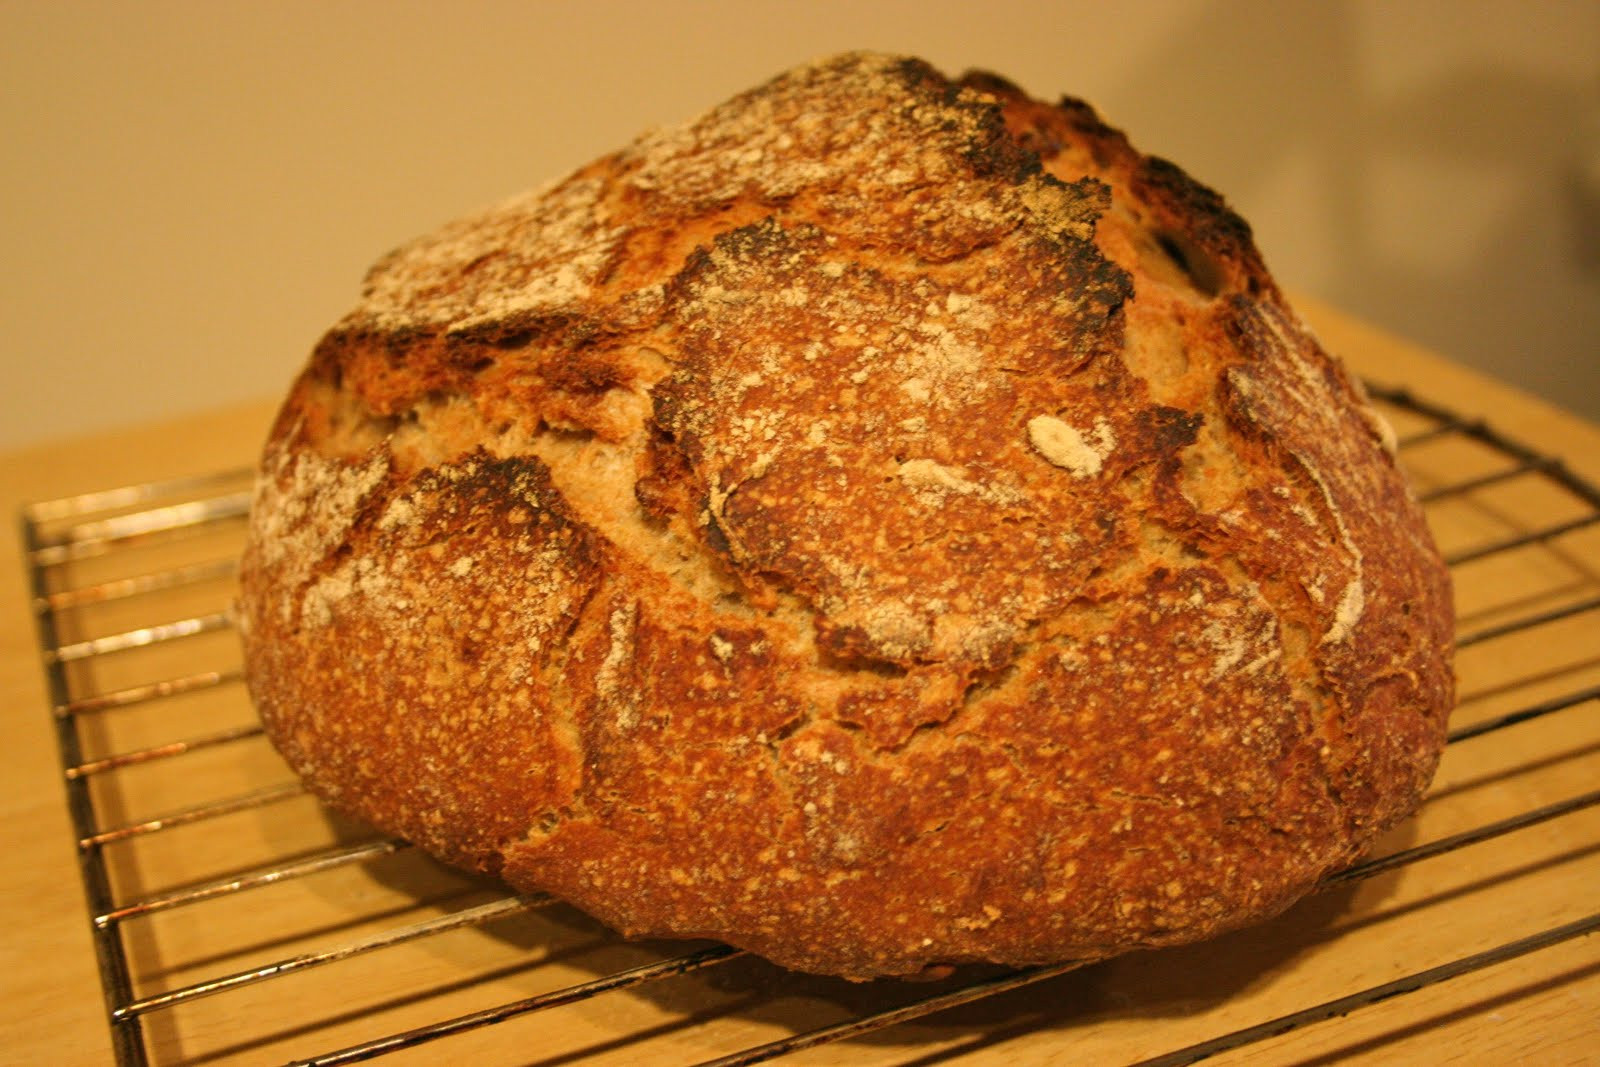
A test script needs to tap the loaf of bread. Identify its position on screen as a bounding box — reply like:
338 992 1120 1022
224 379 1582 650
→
238 53 1454 979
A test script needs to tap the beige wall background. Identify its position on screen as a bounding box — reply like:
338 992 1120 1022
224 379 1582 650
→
3 0 1597 452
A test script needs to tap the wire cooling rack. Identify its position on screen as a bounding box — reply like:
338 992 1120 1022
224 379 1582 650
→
20 383 1600 1066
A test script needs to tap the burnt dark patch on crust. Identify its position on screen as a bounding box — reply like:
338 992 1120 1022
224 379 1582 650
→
538 348 631 395
406 450 585 531
952 101 1046 184
696 215 799 264
1133 157 1267 296
1028 207 1134 345
1141 405 1205 453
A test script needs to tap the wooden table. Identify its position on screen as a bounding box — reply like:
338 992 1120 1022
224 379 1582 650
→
2 300 1596 1065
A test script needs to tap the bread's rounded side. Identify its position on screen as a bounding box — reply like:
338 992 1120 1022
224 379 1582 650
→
238 53 1454 979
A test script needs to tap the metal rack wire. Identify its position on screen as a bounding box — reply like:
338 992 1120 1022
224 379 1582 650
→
20 383 1600 1066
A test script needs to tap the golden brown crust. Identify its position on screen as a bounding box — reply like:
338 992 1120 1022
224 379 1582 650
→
238 52 1454 979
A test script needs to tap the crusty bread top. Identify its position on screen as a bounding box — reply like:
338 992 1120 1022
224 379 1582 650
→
239 53 1454 978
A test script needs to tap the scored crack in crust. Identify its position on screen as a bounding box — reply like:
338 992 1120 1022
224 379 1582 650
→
237 52 1455 979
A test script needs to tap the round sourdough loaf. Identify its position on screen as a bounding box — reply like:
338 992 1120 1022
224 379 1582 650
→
238 52 1454 979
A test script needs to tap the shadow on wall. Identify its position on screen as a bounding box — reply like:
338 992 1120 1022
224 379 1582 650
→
1102 0 1600 420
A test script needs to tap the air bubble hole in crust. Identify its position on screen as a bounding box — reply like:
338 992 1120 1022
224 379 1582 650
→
1155 230 1224 298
